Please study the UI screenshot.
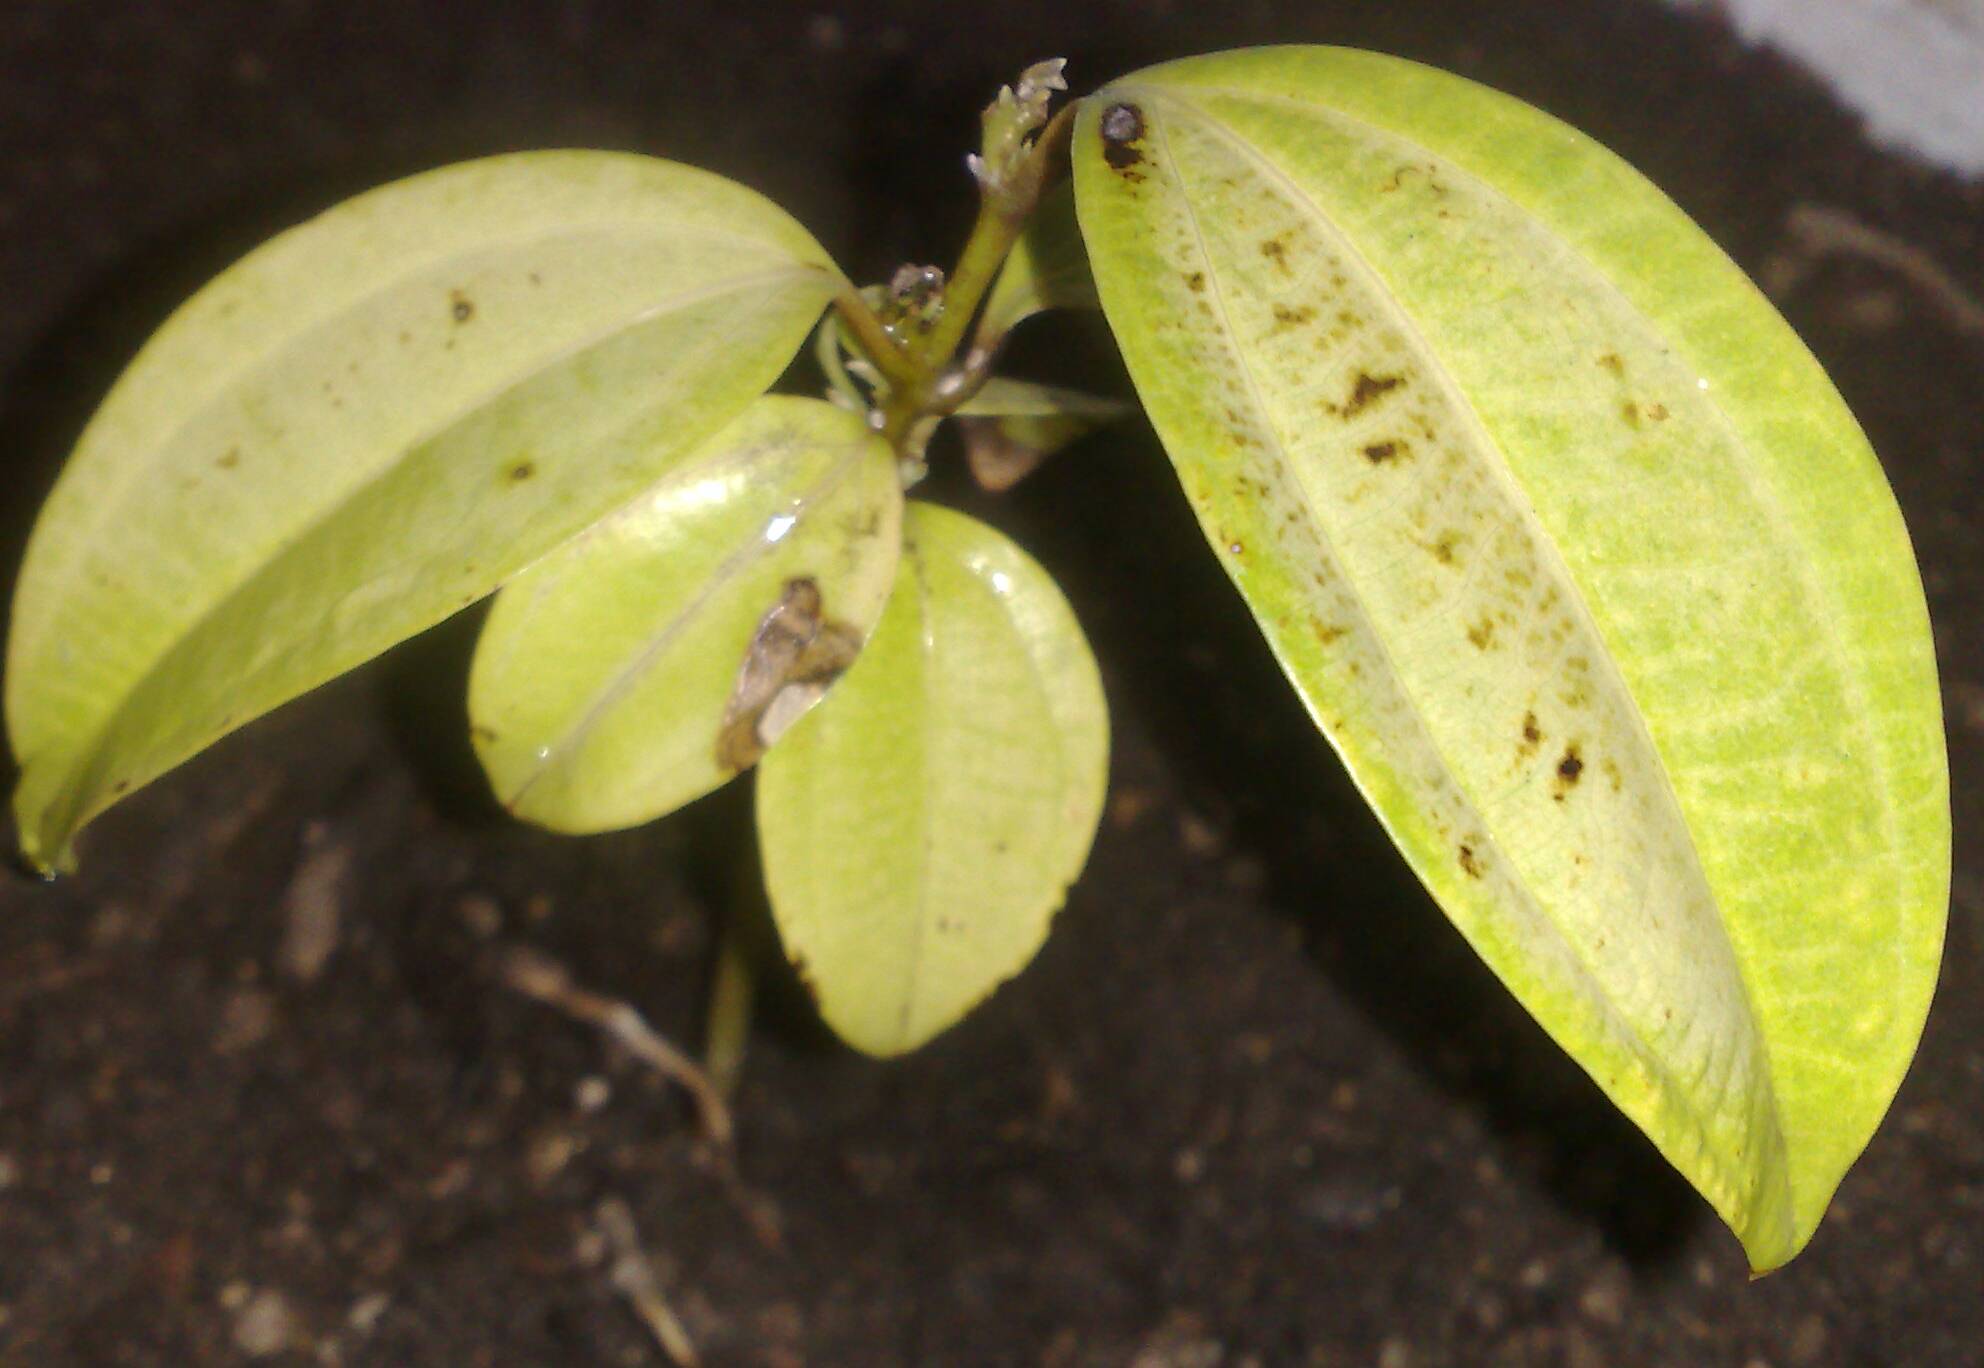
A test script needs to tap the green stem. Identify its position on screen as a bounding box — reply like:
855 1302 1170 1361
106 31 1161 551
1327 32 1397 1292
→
704 907 756 1100
842 90 1081 459
832 287 919 390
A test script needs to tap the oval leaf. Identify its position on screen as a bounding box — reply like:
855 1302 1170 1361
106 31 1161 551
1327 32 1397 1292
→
8 151 842 871
469 396 902 834
755 503 1108 1056
1073 47 1946 1269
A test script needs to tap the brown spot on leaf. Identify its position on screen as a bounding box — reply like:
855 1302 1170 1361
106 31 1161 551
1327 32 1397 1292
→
450 290 475 324
1341 372 1404 418
1646 400 1669 422
507 461 536 483
1521 712 1542 749
717 578 863 772
1260 236 1291 272
1597 353 1625 377
1553 744 1585 800
1622 400 1642 429
1458 844 1483 878
1313 620 1347 645
1272 302 1315 327
1186 271 1206 293
1363 440 1401 464
112 779 131 795
1467 618 1497 651
216 448 241 470
1100 103 1146 172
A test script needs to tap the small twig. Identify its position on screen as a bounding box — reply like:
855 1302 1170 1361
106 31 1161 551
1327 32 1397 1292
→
1783 203 1984 337
496 946 733 1147
596 1198 701 1368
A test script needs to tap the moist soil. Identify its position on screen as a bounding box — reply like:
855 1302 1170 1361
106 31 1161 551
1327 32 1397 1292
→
1 2 1980 1364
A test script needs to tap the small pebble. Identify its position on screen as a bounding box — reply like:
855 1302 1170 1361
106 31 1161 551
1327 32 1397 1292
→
233 1289 295 1358
346 1292 391 1335
1578 1266 1630 1326
574 1076 612 1114
214 987 276 1054
456 894 503 940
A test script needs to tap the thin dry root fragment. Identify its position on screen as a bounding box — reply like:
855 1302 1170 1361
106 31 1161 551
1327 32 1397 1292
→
496 945 733 1147
596 1198 702 1367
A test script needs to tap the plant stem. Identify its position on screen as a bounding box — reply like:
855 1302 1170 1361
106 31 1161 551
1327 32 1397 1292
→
831 287 918 390
704 898 757 1100
841 70 1079 459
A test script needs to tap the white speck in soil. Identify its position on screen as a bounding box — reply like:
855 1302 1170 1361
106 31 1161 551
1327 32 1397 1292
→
232 1289 295 1358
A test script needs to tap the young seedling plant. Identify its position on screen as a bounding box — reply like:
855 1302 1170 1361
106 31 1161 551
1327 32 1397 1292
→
5 49 1947 1274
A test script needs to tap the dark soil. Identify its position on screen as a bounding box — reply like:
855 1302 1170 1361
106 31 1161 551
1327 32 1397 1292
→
2 1 1980 1364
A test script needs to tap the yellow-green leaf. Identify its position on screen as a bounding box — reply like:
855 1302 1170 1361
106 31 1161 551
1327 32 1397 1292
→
755 503 1108 1056
469 396 901 834
7 151 841 871
1073 46 1946 1269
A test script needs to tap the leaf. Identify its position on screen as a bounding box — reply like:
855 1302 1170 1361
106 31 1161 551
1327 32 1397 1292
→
955 378 1133 492
1072 47 1946 1269
7 151 842 871
468 396 902 834
979 182 1100 343
755 503 1108 1056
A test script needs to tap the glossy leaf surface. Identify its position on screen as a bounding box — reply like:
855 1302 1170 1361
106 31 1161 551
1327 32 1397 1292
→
1073 46 1946 1268
8 151 840 870
756 503 1108 1056
469 397 902 834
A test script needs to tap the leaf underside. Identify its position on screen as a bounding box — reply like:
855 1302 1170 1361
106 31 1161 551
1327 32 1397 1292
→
7 151 841 870
469 396 902 834
756 503 1109 1057
1073 46 1946 1269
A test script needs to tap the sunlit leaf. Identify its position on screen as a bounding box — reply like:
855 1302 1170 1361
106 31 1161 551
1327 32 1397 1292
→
469 396 901 834
979 183 1099 344
755 503 1108 1056
7 151 842 871
1073 46 1946 1269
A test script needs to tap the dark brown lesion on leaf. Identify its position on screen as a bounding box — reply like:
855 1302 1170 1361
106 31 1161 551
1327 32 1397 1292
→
1553 743 1585 801
1466 616 1496 650
1519 711 1543 757
1341 371 1404 419
716 577 863 773
1185 271 1206 293
449 289 476 324
1272 302 1315 327
1099 102 1147 174
1597 352 1625 378
1458 844 1483 878
1363 440 1402 464
507 460 536 483
1259 235 1292 273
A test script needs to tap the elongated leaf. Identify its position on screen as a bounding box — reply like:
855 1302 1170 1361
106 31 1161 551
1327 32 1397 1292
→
469 396 901 834
1073 47 1946 1269
756 503 1108 1056
8 151 842 871
979 183 1099 342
